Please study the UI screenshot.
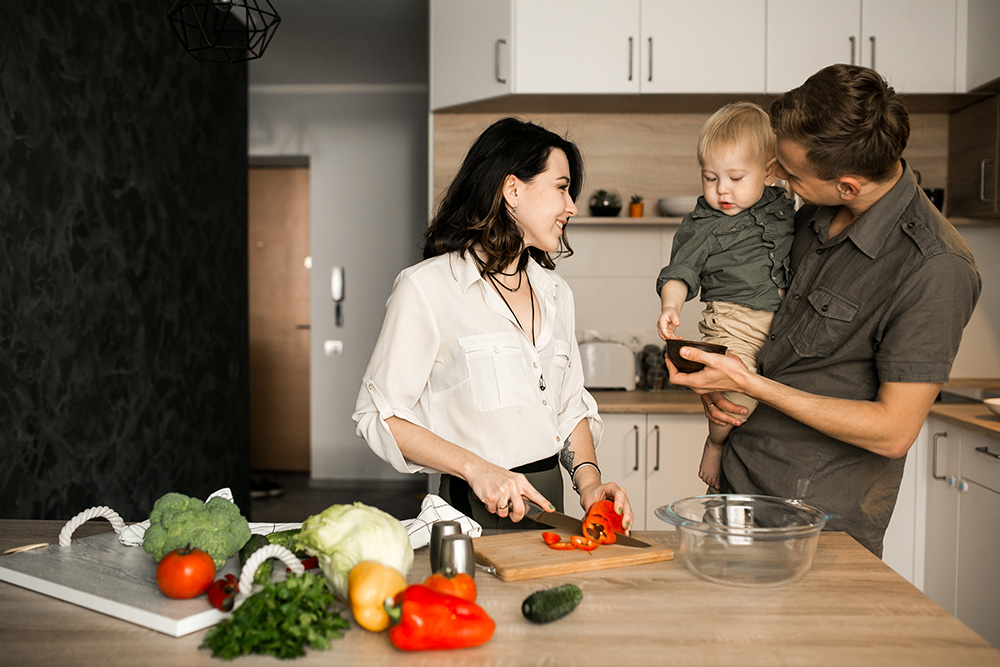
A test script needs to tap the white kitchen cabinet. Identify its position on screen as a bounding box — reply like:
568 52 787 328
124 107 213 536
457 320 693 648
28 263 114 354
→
766 0 957 93
563 412 708 530
955 429 1000 648
919 419 1000 648
958 0 1000 91
640 0 766 93
920 420 960 612
430 0 640 109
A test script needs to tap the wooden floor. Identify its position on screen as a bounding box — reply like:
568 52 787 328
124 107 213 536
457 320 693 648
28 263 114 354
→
249 471 428 524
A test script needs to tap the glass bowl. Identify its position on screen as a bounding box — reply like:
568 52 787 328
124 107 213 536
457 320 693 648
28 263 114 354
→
655 495 836 587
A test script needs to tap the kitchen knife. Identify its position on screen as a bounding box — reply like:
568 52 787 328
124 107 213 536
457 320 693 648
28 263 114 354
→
523 500 651 548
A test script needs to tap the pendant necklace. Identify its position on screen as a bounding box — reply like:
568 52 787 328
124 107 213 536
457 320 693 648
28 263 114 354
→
487 270 546 391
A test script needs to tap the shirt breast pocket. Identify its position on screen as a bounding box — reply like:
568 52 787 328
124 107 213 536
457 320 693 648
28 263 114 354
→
788 287 860 358
545 339 572 396
459 333 535 411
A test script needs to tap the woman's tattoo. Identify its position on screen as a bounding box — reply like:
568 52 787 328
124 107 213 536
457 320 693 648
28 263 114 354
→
559 437 575 473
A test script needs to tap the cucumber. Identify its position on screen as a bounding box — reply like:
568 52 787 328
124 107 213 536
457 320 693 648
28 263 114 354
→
521 583 583 624
239 534 273 585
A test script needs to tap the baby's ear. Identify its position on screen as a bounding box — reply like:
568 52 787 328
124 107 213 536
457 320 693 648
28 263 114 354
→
764 157 778 185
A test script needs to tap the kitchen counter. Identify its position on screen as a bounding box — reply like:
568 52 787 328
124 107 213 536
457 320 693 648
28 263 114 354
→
591 389 705 414
1 520 998 665
929 402 1000 439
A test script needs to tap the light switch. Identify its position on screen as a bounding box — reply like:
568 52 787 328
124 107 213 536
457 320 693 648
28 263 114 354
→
324 340 343 358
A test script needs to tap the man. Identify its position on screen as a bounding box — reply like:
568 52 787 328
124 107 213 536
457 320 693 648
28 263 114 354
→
665 64 981 556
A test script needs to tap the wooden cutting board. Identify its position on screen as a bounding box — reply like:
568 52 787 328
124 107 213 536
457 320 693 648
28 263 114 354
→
473 530 673 581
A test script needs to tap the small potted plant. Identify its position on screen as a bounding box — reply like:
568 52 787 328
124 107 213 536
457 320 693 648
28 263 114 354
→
629 194 644 218
588 189 622 217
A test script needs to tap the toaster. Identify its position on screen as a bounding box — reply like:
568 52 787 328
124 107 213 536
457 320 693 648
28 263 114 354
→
579 340 636 391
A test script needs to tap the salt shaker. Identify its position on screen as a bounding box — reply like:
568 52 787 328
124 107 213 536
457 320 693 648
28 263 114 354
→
429 520 462 573
438 533 476 578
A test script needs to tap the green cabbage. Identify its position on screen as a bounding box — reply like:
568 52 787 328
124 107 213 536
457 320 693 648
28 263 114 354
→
296 502 414 598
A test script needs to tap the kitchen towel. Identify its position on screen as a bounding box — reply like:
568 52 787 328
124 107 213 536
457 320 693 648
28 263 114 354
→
401 494 483 549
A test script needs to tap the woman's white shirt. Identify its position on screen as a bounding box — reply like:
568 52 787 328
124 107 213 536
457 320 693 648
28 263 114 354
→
353 252 602 474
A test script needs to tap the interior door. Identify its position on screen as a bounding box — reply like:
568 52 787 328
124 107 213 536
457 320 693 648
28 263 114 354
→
248 166 311 471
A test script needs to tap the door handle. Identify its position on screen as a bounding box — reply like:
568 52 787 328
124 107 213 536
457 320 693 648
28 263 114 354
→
653 424 660 471
849 36 856 65
869 35 876 69
633 425 640 471
981 158 994 203
627 36 634 82
931 432 947 481
494 39 507 83
975 445 1000 460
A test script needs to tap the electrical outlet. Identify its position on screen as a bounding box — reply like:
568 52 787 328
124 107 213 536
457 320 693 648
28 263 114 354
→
324 340 343 358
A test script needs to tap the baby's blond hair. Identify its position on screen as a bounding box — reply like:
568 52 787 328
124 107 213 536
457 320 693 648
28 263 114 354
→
698 102 775 167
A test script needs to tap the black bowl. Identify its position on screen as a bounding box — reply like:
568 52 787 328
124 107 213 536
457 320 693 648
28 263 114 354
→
665 339 728 373
589 204 621 217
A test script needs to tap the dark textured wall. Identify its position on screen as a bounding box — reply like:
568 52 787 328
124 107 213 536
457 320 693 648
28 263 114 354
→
1 2 250 520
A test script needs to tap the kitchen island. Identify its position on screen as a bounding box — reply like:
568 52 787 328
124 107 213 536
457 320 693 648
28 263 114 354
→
1 520 997 666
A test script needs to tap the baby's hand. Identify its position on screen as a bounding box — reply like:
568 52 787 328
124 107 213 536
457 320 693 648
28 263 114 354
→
657 309 681 341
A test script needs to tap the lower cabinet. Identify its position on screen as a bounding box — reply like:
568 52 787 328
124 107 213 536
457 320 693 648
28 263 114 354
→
563 413 709 529
920 419 1000 648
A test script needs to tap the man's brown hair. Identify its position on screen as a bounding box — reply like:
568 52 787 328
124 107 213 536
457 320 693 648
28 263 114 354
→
769 64 910 183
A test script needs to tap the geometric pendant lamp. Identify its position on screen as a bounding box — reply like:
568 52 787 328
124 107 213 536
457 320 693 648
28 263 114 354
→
167 0 281 63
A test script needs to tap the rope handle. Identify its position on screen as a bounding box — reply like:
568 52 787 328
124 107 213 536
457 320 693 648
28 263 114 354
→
58 506 125 547
237 543 305 598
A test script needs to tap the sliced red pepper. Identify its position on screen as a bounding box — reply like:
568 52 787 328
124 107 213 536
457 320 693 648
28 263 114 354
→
207 574 238 612
285 556 319 573
385 584 495 651
582 499 624 545
547 541 576 550
541 531 561 545
571 535 600 552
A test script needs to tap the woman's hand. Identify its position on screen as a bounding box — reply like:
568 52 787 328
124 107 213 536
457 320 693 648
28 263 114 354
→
578 482 634 535
468 462 553 522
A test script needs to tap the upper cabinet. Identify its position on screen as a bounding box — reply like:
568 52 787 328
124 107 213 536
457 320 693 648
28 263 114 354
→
641 0 765 94
430 0 764 109
432 0 996 109
767 0 957 94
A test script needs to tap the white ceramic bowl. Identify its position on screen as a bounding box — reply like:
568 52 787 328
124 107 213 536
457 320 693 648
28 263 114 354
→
984 398 1000 417
655 495 836 587
657 196 698 217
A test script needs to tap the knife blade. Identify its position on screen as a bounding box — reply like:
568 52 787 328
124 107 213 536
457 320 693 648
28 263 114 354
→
523 500 650 548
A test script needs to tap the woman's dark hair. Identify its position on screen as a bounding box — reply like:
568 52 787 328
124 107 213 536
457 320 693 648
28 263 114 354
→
423 117 583 272
769 64 910 183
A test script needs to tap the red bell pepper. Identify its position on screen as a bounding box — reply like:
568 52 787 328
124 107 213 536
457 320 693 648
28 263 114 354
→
570 535 600 551
423 569 477 602
385 584 495 651
582 499 624 545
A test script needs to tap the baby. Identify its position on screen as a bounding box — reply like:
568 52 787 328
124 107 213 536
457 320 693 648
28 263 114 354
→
655 102 796 490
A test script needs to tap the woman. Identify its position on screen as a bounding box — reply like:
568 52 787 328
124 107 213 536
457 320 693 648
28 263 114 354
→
353 117 633 530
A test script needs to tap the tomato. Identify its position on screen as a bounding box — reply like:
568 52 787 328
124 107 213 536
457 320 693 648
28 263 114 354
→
423 570 477 602
541 532 561 545
571 535 600 552
156 546 217 599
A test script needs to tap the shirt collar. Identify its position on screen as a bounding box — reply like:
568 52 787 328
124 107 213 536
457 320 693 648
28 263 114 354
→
811 160 918 259
450 250 557 297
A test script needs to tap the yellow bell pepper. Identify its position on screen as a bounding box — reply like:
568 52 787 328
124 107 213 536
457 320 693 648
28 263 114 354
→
347 560 408 632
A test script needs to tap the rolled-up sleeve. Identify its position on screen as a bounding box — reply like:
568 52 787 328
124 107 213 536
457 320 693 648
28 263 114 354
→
353 273 440 473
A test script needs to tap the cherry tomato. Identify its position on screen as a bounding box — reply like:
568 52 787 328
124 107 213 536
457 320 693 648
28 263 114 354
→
571 535 600 552
207 574 238 611
547 541 577 551
156 546 216 599
541 532 561 545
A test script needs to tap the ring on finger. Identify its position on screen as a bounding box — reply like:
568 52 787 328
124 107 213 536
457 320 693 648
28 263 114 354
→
707 403 716 409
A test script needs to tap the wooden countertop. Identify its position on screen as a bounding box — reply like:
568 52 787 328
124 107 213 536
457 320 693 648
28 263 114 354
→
1 520 997 666
929 402 1000 439
591 389 705 414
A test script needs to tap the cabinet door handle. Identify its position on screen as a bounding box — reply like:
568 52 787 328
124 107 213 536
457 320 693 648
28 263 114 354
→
494 39 507 84
653 424 661 471
975 445 1000 460
932 432 947 480
633 424 640 471
627 37 634 82
849 36 856 65
647 37 653 82
869 35 876 69
980 158 994 203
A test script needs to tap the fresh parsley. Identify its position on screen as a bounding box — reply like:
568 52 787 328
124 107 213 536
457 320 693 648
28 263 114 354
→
201 571 350 660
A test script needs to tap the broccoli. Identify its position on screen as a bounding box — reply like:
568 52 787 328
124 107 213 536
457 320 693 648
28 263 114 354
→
142 492 252 569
